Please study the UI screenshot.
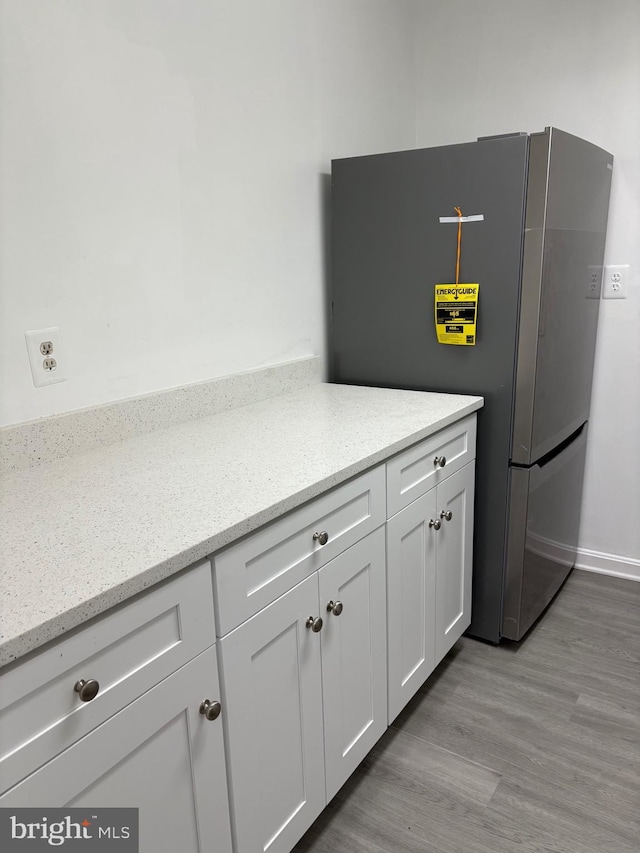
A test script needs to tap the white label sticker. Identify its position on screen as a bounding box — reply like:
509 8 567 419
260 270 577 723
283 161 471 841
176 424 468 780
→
439 214 485 223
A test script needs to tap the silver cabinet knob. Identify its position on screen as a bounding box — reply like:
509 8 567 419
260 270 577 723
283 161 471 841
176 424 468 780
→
74 678 100 702
327 600 343 616
434 456 446 468
313 531 329 546
429 519 441 531
199 699 222 721
306 616 323 632
440 510 453 521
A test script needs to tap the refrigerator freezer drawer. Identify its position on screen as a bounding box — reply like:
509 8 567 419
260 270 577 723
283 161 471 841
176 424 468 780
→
503 424 588 640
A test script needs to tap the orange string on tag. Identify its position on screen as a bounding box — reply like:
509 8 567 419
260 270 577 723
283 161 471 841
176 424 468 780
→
454 206 463 285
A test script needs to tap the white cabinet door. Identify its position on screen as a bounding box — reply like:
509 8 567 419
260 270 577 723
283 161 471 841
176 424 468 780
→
386 490 437 723
435 462 475 664
319 527 387 802
0 646 232 853
218 573 325 853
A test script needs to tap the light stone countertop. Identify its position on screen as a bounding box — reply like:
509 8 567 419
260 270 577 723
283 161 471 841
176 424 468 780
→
0 383 482 667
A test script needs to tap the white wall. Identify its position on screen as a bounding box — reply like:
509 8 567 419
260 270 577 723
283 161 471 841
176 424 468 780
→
414 0 640 569
3 0 637 571
0 0 417 426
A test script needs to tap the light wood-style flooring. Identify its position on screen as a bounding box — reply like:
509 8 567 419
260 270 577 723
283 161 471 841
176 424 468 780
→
294 570 640 853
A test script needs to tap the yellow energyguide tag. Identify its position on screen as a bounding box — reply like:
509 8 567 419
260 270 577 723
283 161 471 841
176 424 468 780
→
435 283 479 346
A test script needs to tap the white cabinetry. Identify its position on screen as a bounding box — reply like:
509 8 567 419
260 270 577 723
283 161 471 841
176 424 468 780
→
1 647 232 853
218 573 325 853
217 418 476 851
1 408 478 853
387 417 476 722
387 489 437 721
435 463 474 664
319 528 387 802
217 515 387 853
213 466 385 636
0 563 233 853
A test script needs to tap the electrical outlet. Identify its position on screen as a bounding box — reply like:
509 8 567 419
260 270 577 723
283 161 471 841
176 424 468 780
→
586 265 602 299
602 265 630 299
25 327 67 386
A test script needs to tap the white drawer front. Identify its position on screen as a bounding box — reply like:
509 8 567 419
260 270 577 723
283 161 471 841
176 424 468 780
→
213 465 385 636
0 560 215 794
386 415 477 517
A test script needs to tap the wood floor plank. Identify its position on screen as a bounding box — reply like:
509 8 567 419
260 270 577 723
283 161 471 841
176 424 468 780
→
483 775 639 853
576 689 640 723
295 790 443 853
351 726 502 810
294 570 640 853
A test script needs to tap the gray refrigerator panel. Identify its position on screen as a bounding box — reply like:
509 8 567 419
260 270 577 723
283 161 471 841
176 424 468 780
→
503 424 588 640
511 129 612 465
331 135 530 642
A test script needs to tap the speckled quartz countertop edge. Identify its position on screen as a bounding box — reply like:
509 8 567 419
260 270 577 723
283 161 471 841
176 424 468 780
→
0 383 483 668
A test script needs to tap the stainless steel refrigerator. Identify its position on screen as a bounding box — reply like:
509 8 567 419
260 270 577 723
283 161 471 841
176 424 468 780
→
329 127 613 643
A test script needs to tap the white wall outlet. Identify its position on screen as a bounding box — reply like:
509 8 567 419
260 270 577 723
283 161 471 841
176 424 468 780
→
25 327 67 387
586 265 602 299
602 265 630 300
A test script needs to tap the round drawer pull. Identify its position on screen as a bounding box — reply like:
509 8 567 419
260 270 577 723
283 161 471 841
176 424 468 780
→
199 699 222 721
327 600 343 616
440 510 453 521
306 616 323 632
74 678 100 702
313 531 329 546
434 456 447 468
428 519 441 531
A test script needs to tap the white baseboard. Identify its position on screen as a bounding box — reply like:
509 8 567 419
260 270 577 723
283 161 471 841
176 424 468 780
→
574 547 640 582
525 532 639 582
526 532 575 568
